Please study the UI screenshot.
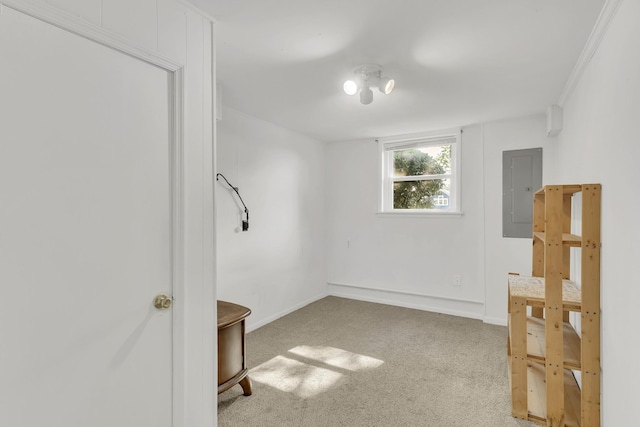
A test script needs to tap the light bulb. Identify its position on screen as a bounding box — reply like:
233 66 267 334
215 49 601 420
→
343 80 358 95
379 77 395 94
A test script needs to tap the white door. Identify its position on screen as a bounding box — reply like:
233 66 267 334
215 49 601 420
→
0 7 174 427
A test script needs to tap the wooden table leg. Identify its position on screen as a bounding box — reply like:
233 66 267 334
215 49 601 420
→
239 376 252 396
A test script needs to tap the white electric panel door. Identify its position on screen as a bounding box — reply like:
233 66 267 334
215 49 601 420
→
502 148 543 238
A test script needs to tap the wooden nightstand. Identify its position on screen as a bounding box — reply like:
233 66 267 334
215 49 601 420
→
217 300 252 396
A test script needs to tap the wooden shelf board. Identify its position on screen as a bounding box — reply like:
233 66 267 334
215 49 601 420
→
534 184 583 196
533 231 582 247
526 361 581 427
508 275 582 311
525 316 581 370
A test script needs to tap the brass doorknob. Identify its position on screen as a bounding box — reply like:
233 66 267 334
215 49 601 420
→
154 294 172 310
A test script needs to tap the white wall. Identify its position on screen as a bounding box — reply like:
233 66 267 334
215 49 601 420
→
325 115 556 323
482 115 557 324
0 1 216 425
216 106 327 331
326 129 484 318
555 0 639 423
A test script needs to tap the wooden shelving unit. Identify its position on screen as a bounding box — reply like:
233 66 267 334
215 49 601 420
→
508 184 601 426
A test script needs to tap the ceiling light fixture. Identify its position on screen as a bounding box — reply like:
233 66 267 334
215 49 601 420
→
343 64 395 104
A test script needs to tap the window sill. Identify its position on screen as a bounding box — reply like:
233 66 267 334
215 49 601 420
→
376 211 464 218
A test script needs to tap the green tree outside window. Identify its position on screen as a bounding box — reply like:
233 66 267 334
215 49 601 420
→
393 146 451 209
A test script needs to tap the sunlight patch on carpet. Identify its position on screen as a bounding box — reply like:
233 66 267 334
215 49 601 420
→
249 346 384 398
288 345 384 371
249 355 342 398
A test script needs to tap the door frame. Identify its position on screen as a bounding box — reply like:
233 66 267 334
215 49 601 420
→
0 1 188 425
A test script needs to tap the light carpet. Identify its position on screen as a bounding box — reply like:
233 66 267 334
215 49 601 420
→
218 296 537 427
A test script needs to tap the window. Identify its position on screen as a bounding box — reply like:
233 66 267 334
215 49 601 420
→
378 130 460 214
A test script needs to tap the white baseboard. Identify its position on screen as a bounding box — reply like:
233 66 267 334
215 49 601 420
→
482 316 508 326
327 282 484 321
245 292 328 333
243 285 508 331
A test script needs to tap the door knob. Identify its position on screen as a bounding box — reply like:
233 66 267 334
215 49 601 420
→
154 294 172 310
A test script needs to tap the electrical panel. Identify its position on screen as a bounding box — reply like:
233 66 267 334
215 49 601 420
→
502 148 542 238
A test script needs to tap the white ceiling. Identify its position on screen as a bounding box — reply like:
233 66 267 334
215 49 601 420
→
189 0 605 142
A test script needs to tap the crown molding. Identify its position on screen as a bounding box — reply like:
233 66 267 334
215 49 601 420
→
558 0 623 106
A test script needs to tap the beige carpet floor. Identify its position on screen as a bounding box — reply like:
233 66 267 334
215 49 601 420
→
218 296 537 427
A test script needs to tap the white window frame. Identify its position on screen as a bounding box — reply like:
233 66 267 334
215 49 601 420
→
377 129 462 216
